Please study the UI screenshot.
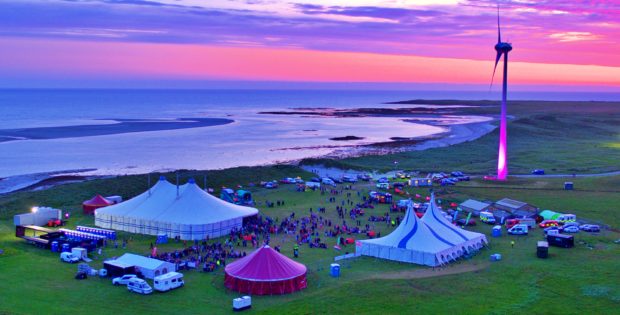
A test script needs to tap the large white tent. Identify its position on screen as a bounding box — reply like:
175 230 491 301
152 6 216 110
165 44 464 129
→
356 194 487 267
110 253 175 279
95 177 258 240
421 194 488 253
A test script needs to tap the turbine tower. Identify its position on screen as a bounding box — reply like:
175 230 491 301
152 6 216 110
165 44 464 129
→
491 4 512 181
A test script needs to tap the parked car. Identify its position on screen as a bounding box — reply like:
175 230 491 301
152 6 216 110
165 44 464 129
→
532 169 545 175
342 175 357 183
321 177 336 186
264 182 278 189
508 224 528 235
329 176 343 184
457 218 476 226
60 252 79 264
483 175 496 181
376 182 389 190
113 274 138 286
377 177 389 183
539 220 560 228
451 171 464 177
580 224 601 232
544 226 561 236
440 178 456 186
357 174 372 181
562 221 579 228
127 278 153 295
562 226 580 233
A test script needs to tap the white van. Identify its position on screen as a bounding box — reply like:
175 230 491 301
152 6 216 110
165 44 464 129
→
508 224 528 235
479 211 496 224
154 272 184 292
60 252 79 264
557 214 576 223
305 181 321 189
127 278 153 295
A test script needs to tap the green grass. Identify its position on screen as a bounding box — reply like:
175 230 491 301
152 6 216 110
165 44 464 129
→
301 101 620 174
1 172 620 315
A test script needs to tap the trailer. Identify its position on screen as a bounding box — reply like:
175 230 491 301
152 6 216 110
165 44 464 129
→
546 234 574 248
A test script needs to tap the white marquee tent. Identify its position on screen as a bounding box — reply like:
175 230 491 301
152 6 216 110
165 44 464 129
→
95 177 258 240
110 253 175 279
356 194 487 267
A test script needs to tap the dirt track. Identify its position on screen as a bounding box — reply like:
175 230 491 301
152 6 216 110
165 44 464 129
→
369 261 490 280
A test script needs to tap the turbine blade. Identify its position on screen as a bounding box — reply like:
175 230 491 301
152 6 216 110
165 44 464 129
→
490 51 502 90
497 2 501 43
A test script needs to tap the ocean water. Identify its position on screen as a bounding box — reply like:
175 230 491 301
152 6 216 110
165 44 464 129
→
0 89 616 177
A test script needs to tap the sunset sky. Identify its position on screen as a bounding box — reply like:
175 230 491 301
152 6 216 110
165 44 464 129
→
1 0 619 90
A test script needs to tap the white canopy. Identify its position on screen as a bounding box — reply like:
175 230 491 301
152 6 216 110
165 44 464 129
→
356 194 487 267
95 177 258 240
111 253 175 279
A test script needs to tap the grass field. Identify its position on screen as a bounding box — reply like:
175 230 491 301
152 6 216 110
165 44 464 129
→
301 100 620 175
1 167 619 315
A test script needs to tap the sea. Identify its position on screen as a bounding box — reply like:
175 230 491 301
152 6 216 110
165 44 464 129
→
0 89 618 178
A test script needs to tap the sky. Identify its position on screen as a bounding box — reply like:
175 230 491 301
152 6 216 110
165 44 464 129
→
0 0 619 90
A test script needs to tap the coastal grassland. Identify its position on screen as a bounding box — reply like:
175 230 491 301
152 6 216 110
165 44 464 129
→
301 100 620 174
1 170 619 314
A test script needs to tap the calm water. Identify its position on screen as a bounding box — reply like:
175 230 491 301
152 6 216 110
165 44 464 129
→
0 89 617 177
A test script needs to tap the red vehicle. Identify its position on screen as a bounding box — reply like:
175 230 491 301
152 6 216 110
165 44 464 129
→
505 219 520 229
539 220 560 228
47 219 63 227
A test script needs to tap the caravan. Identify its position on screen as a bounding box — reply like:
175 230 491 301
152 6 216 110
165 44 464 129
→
154 272 184 292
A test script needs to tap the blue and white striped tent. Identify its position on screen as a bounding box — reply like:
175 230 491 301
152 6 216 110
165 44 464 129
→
356 194 487 267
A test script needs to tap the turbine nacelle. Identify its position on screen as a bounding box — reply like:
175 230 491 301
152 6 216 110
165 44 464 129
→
495 42 512 53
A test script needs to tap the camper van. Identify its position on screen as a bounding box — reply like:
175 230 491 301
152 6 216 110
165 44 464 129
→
557 214 577 224
154 272 184 292
479 211 496 224
507 224 528 235
127 278 153 295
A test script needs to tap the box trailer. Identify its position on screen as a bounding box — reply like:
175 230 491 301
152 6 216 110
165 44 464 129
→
546 234 574 248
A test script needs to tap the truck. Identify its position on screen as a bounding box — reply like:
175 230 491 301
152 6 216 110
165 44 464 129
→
505 218 536 229
546 233 574 248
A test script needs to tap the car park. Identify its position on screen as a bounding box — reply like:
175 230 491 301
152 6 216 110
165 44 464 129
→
127 278 153 295
580 224 600 232
60 252 79 264
539 220 560 228
113 274 138 286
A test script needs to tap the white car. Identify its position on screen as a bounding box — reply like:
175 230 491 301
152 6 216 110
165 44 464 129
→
562 221 579 228
113 274 138 286
562 226 580 233
60 252 79 264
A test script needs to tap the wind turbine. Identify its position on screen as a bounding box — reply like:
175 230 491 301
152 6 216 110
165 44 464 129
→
491 3 512 181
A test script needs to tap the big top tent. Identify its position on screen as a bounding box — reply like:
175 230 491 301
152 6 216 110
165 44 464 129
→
224 245 307 295
95 177 258 240
356 194 486 267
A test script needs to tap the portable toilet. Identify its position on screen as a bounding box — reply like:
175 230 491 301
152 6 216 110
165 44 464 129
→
51 241 59 252
537 241 549 259
492 225 502 237
156 233 168 244
330 263 340 277
61 243 70 253
564 182 574 190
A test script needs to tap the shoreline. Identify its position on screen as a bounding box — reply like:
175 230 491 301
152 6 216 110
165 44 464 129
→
0 119 495 195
